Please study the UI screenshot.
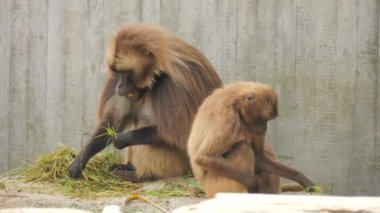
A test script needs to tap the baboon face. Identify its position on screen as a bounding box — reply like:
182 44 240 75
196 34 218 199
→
113 45 157 84
107 31 162 101
238 83 278 125
110 46 156 101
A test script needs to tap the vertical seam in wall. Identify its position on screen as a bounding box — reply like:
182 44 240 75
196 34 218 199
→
292 0 298 158
139 0 142 22
80 1 85 146
353 0 359 145
158 0 161 24
63 1 67 146
7 0 12 170
26 0 31 162
63 1 67 145
253 0 258 81
102 0 105 51
234 1 238 79
293 0 297 110
43 0 48 153
45 0 49 146
196 0 200 47
174 1 181 30
348 1 359 189
274 0 278 87
159 0 162 24
312 0 317 130
374 0 380 192
332 0 339 189
100 0 105 112
215 0 219 78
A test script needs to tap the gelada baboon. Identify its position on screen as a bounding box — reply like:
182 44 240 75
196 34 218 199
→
68 23 222 182
188 82 316 197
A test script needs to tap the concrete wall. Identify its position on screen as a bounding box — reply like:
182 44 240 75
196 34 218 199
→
0 0 379 195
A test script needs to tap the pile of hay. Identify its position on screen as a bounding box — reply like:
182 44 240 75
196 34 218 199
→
4 145 205 199
14 146 140 198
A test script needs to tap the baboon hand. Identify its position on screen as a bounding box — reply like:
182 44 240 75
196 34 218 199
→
68 160 83 178
111 133 128 149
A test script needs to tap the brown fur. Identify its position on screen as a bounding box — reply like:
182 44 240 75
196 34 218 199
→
69 23 222 180
188 82 314 197
106 23 222 149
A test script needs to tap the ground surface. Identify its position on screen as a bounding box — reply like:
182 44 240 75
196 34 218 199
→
0 177 205 213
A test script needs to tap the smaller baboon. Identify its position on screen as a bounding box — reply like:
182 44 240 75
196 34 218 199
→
188 82 315 197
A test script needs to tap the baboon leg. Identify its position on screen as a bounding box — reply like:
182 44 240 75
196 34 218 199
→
111 145 190 182
201 142 255 197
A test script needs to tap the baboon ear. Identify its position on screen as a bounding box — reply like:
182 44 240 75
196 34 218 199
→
232 95 248 113
233 100 242 112
233 99 248 120
140 47 152 57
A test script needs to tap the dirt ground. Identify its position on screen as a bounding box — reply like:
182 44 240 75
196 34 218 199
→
0 177 205 213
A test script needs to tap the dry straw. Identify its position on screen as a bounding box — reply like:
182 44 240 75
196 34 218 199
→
13 145 139 198
4 145 205 199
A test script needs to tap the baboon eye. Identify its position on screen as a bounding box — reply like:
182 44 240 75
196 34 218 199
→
110 68 125 74
140 47 151 57
110 64 118 73
247 94 255 101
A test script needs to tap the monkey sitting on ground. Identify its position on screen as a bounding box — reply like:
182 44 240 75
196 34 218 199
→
68 23 222 182
187 82 316 197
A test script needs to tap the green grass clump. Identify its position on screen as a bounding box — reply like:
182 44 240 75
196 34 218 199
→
146 175 204 199
4 143 205 199
306 184 324 193
0 182 5 190
105 126 117 138
15 146 140 198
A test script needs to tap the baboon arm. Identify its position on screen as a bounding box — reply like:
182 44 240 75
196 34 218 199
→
69 119 114 178
112 126 166 149
256 154 315 188
195 155 255 188
194 133 255 187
